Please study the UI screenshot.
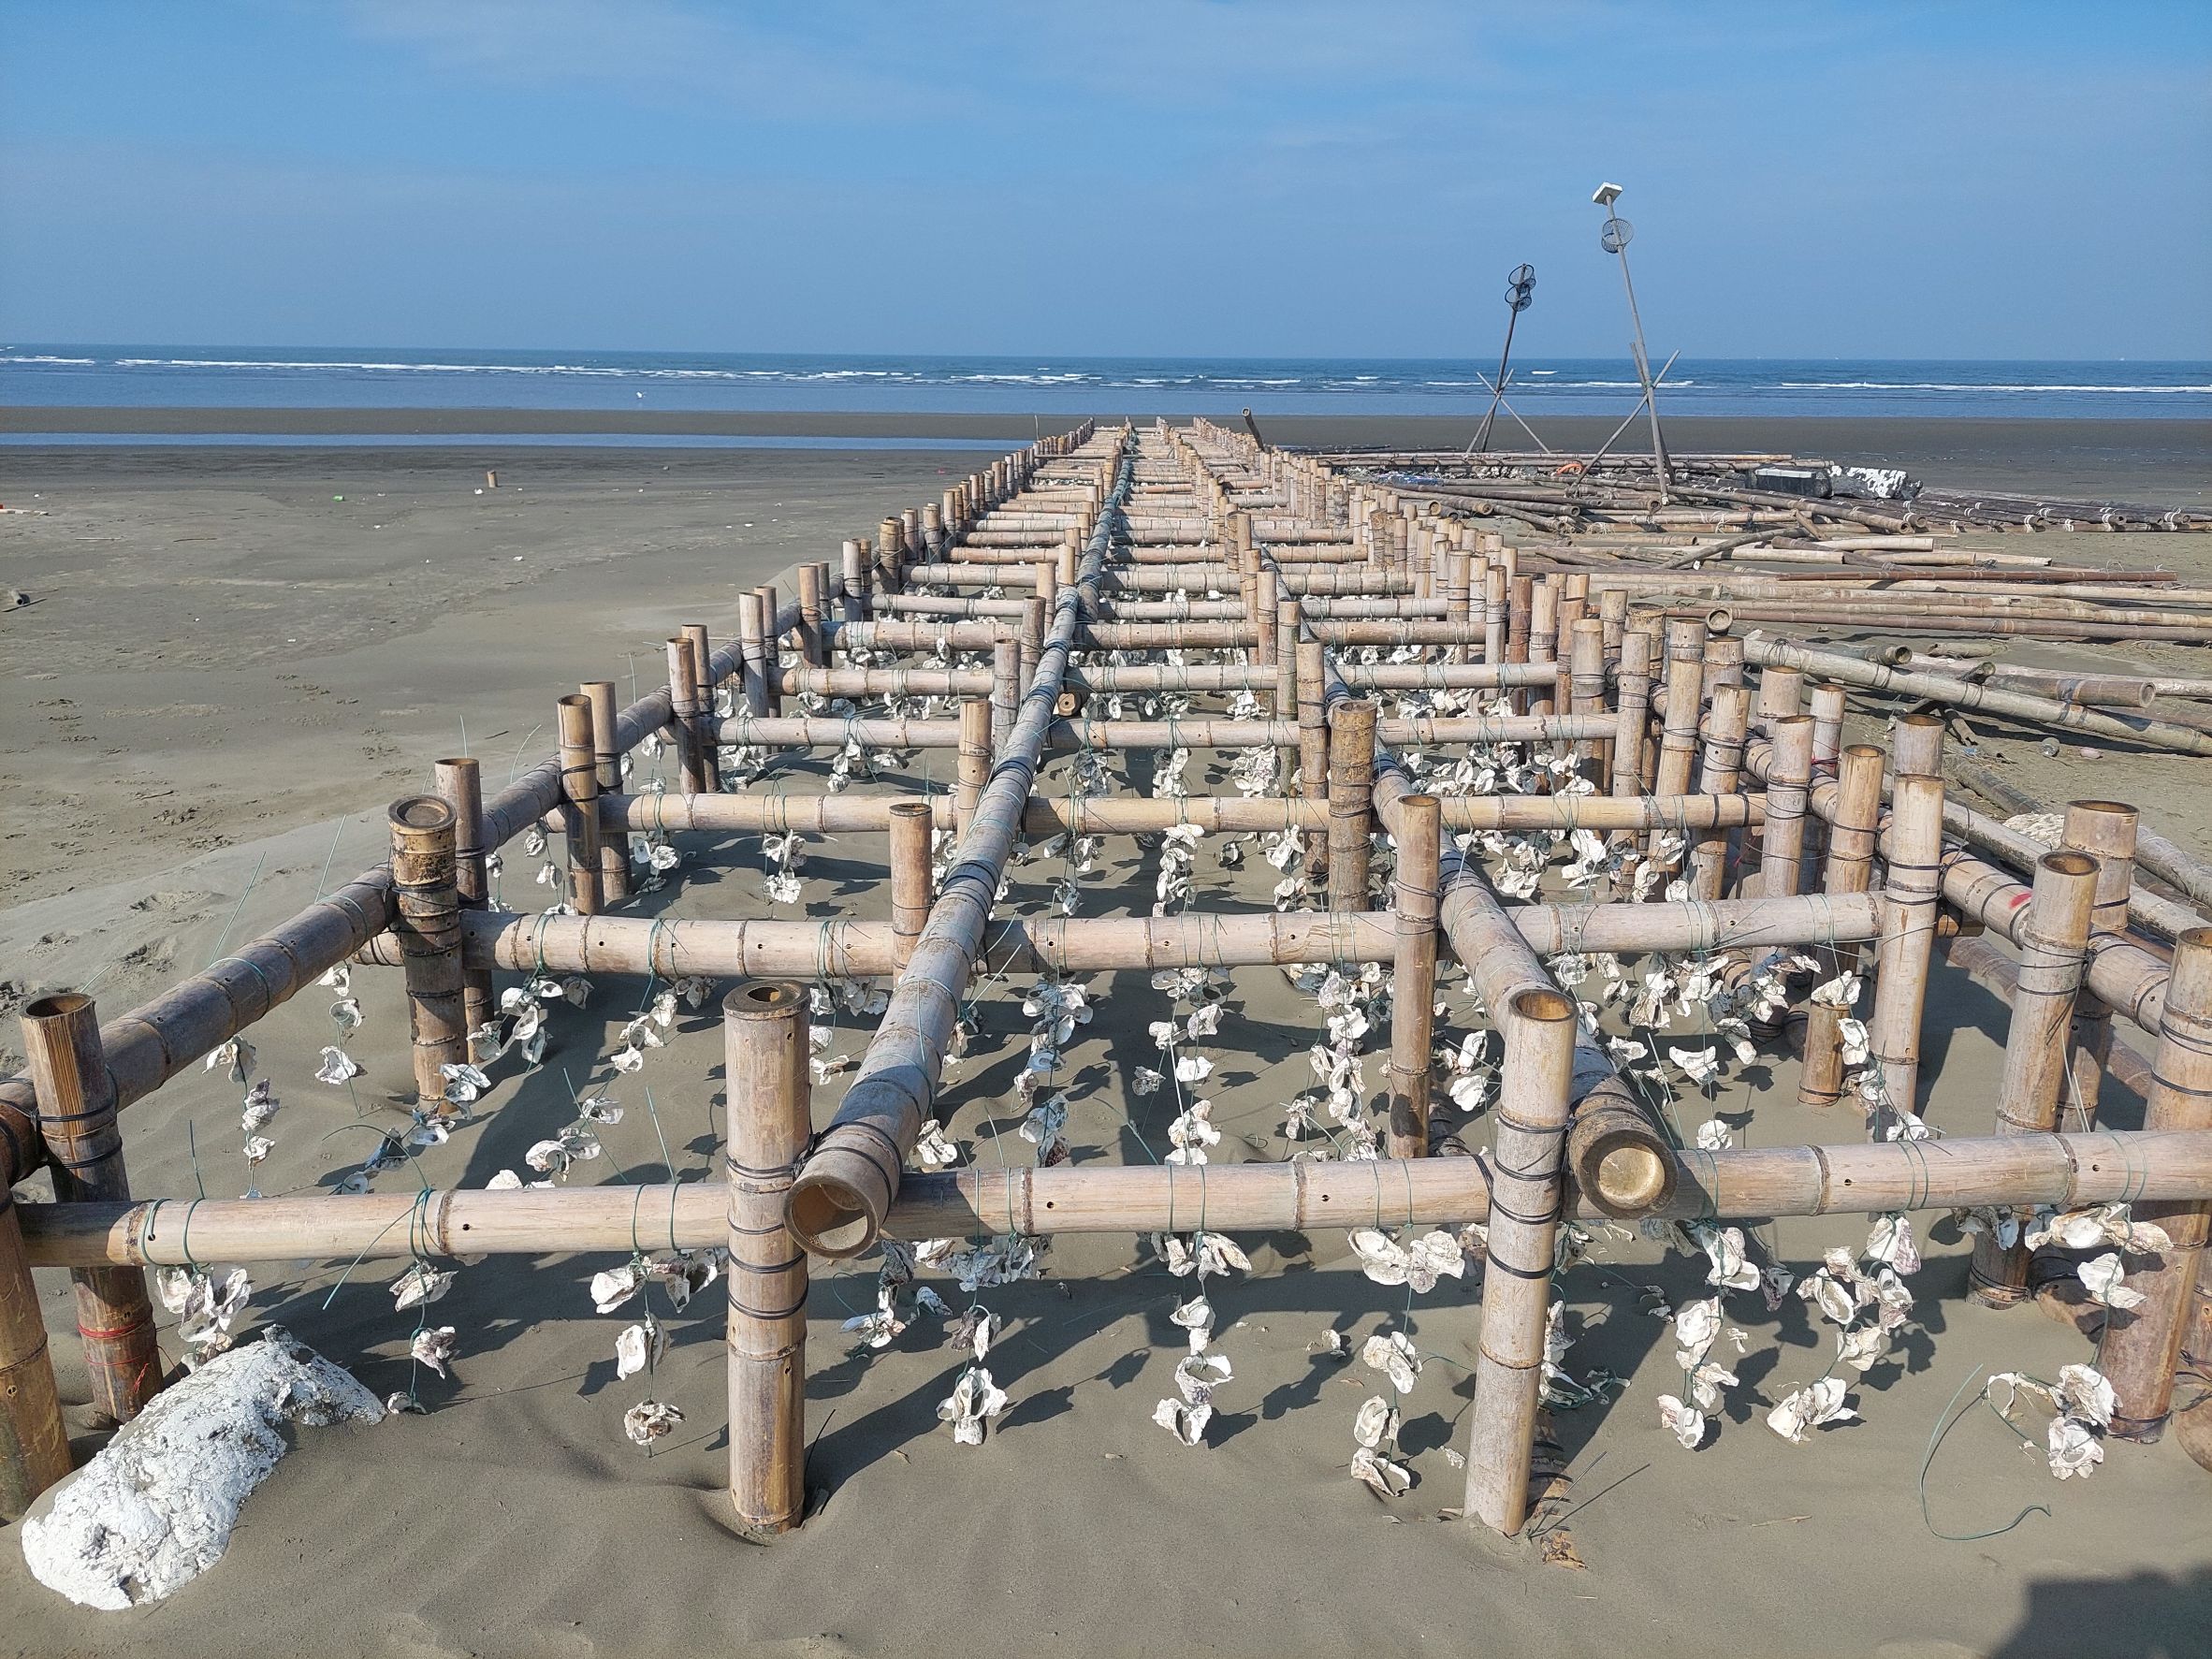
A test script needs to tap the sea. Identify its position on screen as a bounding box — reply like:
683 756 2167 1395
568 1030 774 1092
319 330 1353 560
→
3 350 2207 445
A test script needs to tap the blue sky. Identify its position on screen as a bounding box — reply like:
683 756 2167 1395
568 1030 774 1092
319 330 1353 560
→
1 1 2205 357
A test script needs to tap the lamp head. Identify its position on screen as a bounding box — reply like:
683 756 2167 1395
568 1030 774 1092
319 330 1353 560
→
1592 182 1623 207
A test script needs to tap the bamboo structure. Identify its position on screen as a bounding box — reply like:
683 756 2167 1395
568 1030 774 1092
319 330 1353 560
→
389 795 468 1109
1966 852 2101 1307
724 983 811 1531
21 993 162 1426
1462 989 1578 1535
7 414 2212 1547
2103 931 2212 1441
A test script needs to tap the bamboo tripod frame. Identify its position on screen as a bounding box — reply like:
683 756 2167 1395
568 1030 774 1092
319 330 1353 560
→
6 415 2212 1539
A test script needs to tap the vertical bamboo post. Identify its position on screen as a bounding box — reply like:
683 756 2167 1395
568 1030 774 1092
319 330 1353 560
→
22 993 161 1425
724 982 810 1532
1033 559 1057 613
1805 679 1846 866
0 1186 68 1519
2178 1284 2212 1471
751 594 781 720
579 683 631 907
2105 929 2212 1441
434 755 500 1031
1254 569 1278 669
1527 578 1559 718
956 698 993 829
889 802 934 970
1798 744 1885 1111
1597 585 1627 656
1966 851 2101 1308
1568 618 1607 785
1609 624 1654 800
1325 699 1376 911
990 639 1021 752
877 517 904 592
737 597 769 721
1019 597 1047 696
667 636 707 794
558 695 604 917
1867 720 1945 1124
1482 564 1508 667
1688 684 1749 901
1649 618 1707 861
1758 715 1814 898
840 539 869 622
1386 794 1440 1158
389 795 467 1110
1462 987 1578 1535
796 564 826 666
1297 637 1331 879
1058 530 1081 592
2061 801 2138 1129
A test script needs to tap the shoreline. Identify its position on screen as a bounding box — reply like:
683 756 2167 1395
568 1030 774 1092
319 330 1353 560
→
2 411 2204 501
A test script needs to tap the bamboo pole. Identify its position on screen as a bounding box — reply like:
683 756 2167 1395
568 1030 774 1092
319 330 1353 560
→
389 795 468 1110
956 698 992 829
991 639 1020 752
1649 619 1707 858
738 596 769 721
579 683 632 906
667 636 707 794
1741 636 2212 759
2105 931 2212 1441
1326 700 1377 911
1759 716 1813 898
1610 625 1654 799
724 983 810 1532
1565 1078 1679 1218
1967 851 2101 1307
889 802 933 971
1385 794 1440 1158
1866 728 1945 1124
557 695 604 918
785 437 1130 1258
434 754 499 1033
22 993 161 1424
1297 637 1330 878
1798 746 1885 1111
21 1128 2212 1269
2062 801 2139 1128
0 1187 70 1519
797 563 826 666
1462 987 1578 1536
1688 684 1750 901
841 539 868 621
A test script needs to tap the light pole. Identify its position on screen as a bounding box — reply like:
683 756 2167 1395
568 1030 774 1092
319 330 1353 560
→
1593 182 1672 501
1471 263 1535 455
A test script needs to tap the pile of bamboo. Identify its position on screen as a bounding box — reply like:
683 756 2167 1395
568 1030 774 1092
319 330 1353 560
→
6 411 2212 1550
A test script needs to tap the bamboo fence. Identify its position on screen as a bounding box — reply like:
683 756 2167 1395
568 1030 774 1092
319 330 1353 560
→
7 413 2212 1551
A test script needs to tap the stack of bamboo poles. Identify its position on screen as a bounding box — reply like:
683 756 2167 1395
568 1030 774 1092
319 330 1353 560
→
6 412 2212 1549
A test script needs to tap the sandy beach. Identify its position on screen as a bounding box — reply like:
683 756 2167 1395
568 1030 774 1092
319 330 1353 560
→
3 425 2211 1658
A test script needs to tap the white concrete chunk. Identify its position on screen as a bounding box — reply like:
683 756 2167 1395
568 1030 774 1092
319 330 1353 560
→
21 1326 383 1609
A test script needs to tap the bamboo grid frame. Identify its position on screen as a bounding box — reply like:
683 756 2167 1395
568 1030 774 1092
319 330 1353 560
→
5 417 2211 1537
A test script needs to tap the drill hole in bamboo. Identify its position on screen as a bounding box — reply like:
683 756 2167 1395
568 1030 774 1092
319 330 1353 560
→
24 993 91 1022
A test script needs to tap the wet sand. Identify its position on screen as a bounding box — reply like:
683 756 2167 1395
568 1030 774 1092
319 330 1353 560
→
2 432 2210 1658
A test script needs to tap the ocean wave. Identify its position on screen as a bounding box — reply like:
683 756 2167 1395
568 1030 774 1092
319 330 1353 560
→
1771 380 2212 395
2 354 97 364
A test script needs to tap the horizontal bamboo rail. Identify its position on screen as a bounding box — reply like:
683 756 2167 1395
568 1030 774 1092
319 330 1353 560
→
354 892 1882 980
24 1130 2211 1267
